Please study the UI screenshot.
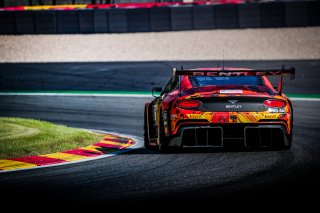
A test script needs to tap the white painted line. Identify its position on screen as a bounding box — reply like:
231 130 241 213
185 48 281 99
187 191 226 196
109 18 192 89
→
0 92 319 101
0 130 143 174
290 98 320 101
0 93 152 98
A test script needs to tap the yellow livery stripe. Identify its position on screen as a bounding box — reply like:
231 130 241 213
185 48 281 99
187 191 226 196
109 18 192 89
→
0 159 37 170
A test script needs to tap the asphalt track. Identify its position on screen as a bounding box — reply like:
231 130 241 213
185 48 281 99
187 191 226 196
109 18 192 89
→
1 60 320 94
0 61 320 208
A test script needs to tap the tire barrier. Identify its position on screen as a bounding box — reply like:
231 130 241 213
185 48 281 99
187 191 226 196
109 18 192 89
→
193 5 215 30
238 3 261 28
15 10 35 34
150 6 171 32
0 1 319 35
57 10 79 33
285 1 308 27
79 9 94 33
261 2 285 28
93 9 108 33
171 6 193 31
108 9 127 33
35 10 56 33
127 8 150 32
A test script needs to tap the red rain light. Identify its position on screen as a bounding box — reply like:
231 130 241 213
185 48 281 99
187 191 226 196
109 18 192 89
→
264 99 286 108
177 100 201 108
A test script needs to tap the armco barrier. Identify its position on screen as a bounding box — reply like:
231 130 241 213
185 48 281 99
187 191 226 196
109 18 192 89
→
238 3 261 28
0 1 319 35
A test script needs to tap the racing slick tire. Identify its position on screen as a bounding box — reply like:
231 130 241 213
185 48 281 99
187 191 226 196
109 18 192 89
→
158 113 168 152
144 107 152 149
284 109 294 150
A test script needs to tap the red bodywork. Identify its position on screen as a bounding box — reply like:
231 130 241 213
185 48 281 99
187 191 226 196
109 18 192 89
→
144 67 295 150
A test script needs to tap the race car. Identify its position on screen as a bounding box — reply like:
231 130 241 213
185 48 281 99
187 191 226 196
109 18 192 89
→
144 66 295 151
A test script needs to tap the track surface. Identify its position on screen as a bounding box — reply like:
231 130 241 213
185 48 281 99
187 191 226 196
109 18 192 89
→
1 60 320 94
0 61 320 207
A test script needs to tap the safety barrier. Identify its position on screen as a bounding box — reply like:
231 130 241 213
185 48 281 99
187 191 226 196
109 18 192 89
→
0 1 319 34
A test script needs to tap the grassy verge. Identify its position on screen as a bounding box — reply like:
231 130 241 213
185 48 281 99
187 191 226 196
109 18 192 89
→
0 117 103 159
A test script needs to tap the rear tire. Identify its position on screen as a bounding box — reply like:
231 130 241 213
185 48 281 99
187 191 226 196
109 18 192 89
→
144 107 151 149
284 135 292 150
284 109 294 150
158 113 168 152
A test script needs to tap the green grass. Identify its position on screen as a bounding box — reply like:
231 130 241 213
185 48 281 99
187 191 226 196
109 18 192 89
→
0 117 103 159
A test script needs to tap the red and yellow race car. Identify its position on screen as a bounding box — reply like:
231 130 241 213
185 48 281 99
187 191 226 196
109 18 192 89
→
144 66 295 151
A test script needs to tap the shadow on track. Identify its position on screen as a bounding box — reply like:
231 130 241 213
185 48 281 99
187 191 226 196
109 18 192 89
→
124 146 290 155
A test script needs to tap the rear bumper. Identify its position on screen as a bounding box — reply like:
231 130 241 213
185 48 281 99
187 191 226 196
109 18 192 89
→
168 124 291 148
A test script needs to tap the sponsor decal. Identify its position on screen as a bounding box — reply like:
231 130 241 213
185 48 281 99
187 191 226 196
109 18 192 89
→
268 108 285 113
226 105 242 109
264 114 278 119
206 71 283 77
187 114 203 119
220 90 243 94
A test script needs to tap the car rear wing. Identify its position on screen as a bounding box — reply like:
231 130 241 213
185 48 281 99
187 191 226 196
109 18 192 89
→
173 65 295 96
173 66 295 79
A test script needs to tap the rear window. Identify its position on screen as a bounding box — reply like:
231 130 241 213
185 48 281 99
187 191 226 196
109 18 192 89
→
189 76 264 87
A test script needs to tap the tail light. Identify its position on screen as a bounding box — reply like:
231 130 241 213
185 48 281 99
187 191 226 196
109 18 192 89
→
177 100 202 109
264 99 286 108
